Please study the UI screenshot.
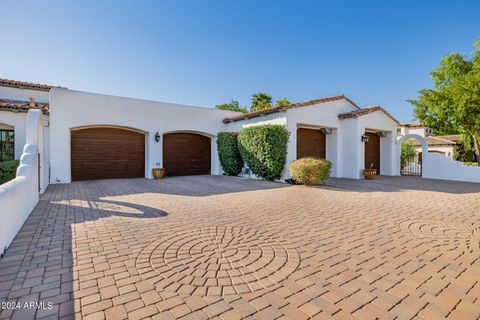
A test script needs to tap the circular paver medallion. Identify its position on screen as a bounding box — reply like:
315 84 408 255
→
135 225 300 296
399 220 479 252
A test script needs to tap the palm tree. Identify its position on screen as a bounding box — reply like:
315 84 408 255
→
215 100 247 113
250 93 273 112
276 98 290 107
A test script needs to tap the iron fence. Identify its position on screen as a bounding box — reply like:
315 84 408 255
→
401 153 422 176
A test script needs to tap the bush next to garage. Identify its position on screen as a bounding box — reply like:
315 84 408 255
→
289 157 331 185
217 132 243 176
237 125 289 181
0 160 20 185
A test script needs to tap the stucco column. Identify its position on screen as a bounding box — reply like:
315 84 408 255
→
211 137 222 175
282 122 297 181
148 131 161 179
326 129 339 177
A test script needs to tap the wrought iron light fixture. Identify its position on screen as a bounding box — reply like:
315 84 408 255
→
361 132 369 143
154 132 160 143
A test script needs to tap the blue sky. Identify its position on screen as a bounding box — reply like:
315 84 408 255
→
1 0 479 123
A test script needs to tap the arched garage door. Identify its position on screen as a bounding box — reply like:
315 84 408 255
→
71 127 145 181
163 133 211 176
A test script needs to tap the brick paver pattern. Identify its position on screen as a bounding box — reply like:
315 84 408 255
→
0 175 479 320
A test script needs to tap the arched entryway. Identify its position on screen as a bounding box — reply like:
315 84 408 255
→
70 126 146 181
163 132 211 176
396 134 428 177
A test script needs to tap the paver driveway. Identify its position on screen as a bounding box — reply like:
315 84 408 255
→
0 176 479 320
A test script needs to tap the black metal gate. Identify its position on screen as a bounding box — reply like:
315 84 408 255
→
401 153 422 176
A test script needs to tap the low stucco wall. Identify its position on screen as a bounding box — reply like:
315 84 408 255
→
396 134 480 183
423 153 480 183
0 144 39 255
0 109 45 255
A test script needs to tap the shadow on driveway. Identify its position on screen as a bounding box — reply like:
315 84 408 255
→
326 175 480 194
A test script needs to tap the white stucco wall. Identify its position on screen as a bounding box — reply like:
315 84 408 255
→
49 89 239 183
357 112 398 178
225 99 359 180
396 134 480 183
0 86 49 103
422 153 480 183
414 145 454 157
285 100 358 179
339 118 360 178
0 110 43 255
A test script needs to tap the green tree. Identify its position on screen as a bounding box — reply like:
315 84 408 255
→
401 141 416 163
276 98 291 107
215 100 247 113
250 93 273 112
408 41 480 160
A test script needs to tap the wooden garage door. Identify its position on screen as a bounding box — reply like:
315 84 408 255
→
297 128 326 159
364 132 381 174
163 133 211 176
71 127 145 181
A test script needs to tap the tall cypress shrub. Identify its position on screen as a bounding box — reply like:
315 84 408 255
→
237 125 289 181
216 132 243 176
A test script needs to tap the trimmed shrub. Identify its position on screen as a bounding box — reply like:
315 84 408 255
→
0 160 20 185
217 132 243 176
289 157 331 185
237 125 289 181
464 162 479 166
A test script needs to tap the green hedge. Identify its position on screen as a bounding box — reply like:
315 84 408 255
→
464 162 479 166
217 132 243 176
238 125 289 181
289 157 331 185
0 160 20 185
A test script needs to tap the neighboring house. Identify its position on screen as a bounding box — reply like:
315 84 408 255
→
410 135 460 158
397 123 433 137
398 123 459 158
0 79 53 161
0 78 400 187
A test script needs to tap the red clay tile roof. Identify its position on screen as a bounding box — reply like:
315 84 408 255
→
338 105 400 125
0 78 65 91
0 99 49 114
409 135 460 146
223 95 358 123
399 123 425 128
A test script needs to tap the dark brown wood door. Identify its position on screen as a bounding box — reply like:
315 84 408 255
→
71 127 145 181
163 133 211 176
364 132 381 174
297 128 326 159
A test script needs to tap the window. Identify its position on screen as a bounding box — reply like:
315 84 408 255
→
0 130 14 161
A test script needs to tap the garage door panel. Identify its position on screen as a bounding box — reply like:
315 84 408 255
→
297 128 326 159
71 127 145 181
163 133 211 176
364 132 381 174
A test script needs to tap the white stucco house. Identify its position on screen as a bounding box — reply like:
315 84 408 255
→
0 78 402 189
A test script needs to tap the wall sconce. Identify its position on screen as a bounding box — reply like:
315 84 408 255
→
320 128 333 134
154 132 160 143
361 132 369 143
